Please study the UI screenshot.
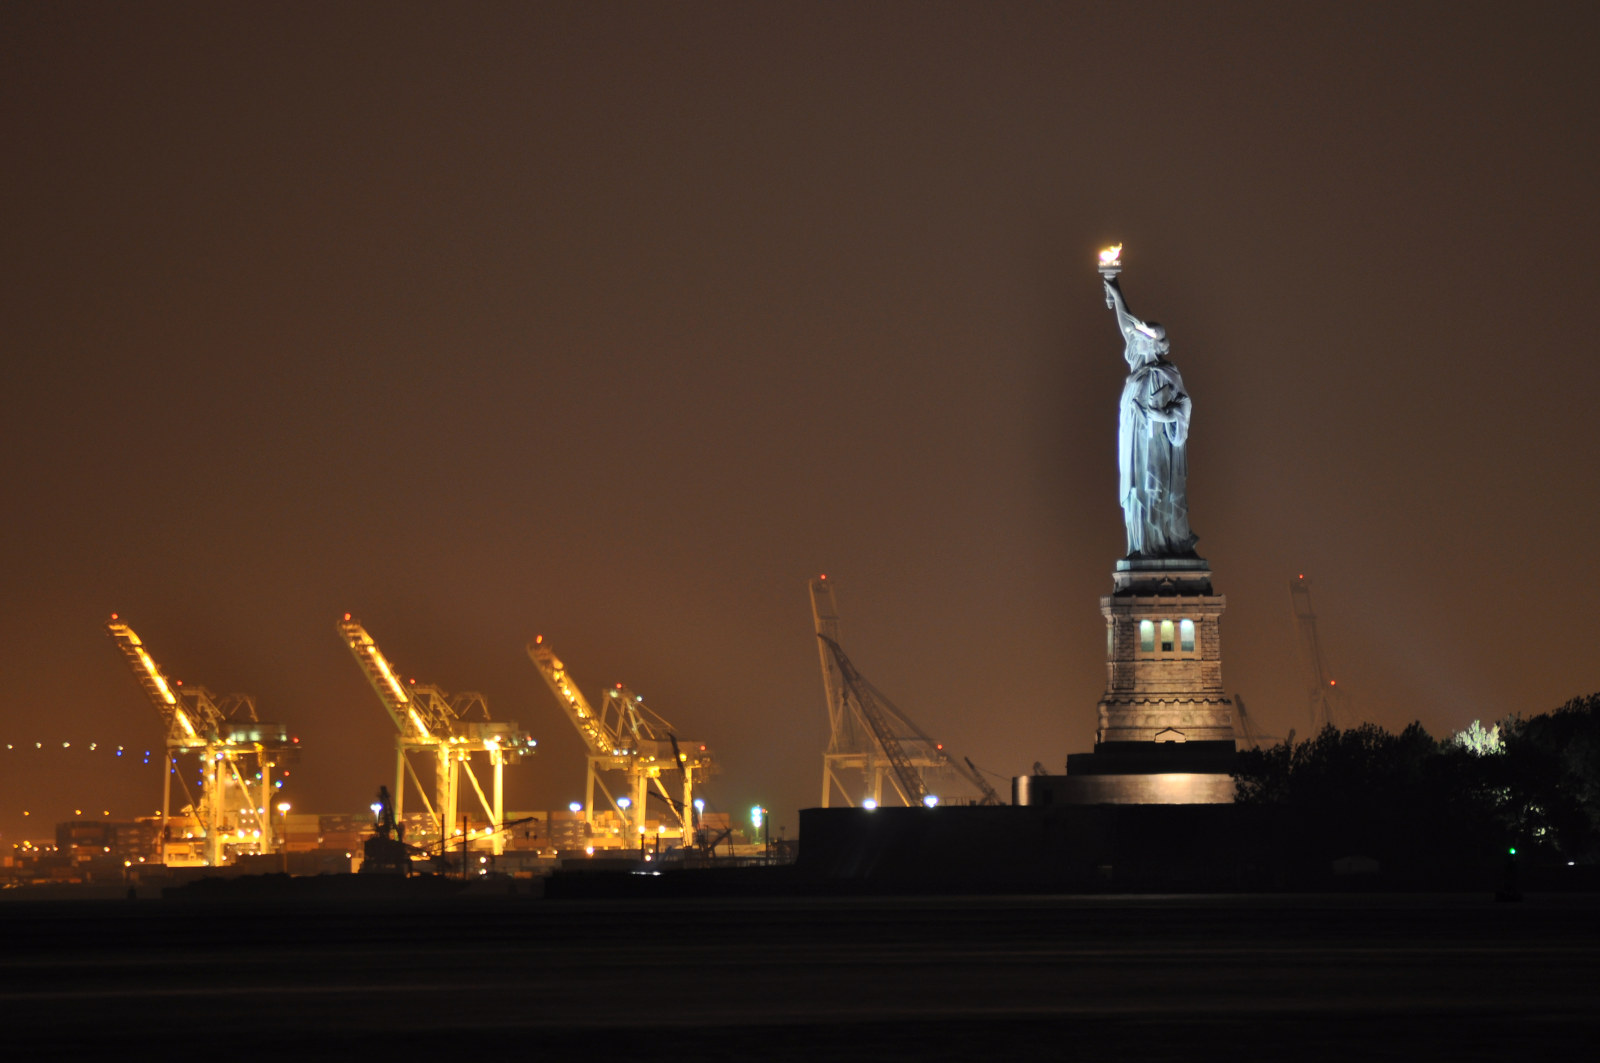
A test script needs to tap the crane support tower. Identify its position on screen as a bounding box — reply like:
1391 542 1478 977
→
525 636 714 845
106 617 293 867
337 616 537 855
810 575 998 807
1289 575 1343 733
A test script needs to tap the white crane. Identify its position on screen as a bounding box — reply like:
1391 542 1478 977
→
811 576 997 807
1289 575 1345 733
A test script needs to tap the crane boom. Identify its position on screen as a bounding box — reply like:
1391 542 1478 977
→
818 635 926 805
338 618 459 741
963 757 1003 806
526 637 625 762
1289 576 1341 732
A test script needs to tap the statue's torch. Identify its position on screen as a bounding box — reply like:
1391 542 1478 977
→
1098 244 1122 307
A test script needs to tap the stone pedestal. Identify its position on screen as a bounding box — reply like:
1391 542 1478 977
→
1097 557 1234 744
1034 557 1238 806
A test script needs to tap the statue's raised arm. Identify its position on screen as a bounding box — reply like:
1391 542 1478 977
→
1104 275 1136 337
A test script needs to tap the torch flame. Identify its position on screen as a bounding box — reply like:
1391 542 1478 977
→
1099 244 1123 267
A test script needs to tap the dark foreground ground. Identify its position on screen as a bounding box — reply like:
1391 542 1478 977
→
1 890 1595 1060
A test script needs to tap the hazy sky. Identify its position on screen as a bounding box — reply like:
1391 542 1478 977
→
4 2 1597 842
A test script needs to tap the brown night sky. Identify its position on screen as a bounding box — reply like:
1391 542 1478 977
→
3 2 1598 841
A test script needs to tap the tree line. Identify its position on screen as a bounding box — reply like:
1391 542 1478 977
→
1230 693 1599 882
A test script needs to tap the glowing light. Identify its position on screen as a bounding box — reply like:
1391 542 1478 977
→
360 636 409 704
134 648 178 705
1098 243 1123 267
922 794 939 808
407 708 431 739
568 802 582 813
862 798 878 811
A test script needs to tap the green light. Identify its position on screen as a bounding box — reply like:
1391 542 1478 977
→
1509 847 1517 855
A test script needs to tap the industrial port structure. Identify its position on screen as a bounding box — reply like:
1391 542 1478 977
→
86 578 988 873
336 616 538 856
526 635 715 845
810 575 997 809
105 617 293 866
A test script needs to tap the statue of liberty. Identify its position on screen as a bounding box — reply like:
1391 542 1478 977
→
1102 260 1198 558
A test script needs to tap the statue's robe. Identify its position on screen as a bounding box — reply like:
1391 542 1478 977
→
1118 348 1196 557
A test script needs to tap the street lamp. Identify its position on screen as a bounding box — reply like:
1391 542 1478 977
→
751 805 769 859
276 801 291 873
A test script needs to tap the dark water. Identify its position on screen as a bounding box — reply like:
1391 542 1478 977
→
1 891 1594 1059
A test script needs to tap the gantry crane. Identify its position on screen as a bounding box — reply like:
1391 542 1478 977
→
810 576 998 807
106 617 293 867
1290 575 1344 733
337 616 537 855
526 636 714 845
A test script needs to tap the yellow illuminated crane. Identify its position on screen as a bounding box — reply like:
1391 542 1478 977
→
811 575 996 807
526 636 714 844
337 616 537 856
106 617 293 867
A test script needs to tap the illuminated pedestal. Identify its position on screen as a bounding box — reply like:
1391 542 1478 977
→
1021 558 1237 805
